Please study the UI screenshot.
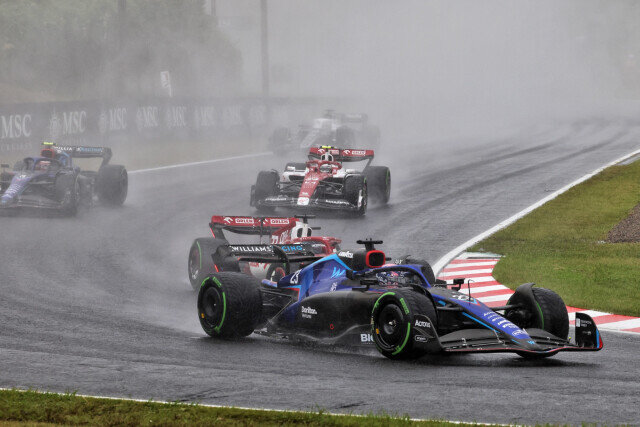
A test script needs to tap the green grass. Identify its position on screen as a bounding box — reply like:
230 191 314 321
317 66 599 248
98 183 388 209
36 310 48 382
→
0 389 473 426
470 160 640 316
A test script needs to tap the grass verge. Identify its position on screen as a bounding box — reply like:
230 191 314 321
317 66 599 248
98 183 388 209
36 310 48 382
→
470 159 640 316
0 389 474 426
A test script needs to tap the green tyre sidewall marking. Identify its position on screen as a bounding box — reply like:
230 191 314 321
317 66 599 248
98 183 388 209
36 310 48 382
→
391 323 412 356
399 298 409 314
371 292 397 353
535 301 544 330
372 292 412 356
200 276 227 335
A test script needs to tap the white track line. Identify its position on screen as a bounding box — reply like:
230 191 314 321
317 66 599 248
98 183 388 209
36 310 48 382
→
129 152 272 174
432 146 640 274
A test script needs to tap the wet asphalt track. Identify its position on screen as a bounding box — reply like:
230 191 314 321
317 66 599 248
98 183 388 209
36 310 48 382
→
1 121 640 425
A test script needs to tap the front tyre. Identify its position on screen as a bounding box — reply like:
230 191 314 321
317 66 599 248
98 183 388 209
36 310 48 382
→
198 272 262 339
55 173 79 216
505 284 569 340
344 175 367 217
371 289 437 360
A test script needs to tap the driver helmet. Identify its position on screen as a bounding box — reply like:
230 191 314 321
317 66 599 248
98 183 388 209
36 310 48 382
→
35 160 51 171
40 148 56 159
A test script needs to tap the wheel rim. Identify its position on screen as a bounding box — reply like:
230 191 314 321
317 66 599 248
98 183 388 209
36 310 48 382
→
377 304 405 347
202 286 223 325
189 247 200 281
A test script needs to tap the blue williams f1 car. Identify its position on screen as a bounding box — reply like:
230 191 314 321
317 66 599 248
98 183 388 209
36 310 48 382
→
0 142 127 216
197 239 603 360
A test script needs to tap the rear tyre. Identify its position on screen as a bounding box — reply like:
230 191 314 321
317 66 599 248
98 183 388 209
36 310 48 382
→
188 238 228 290
55 174 79 216
198 272 263 339
505 286 569 340
343 175 367 217
269 127 291 155
371 289 437 360
254 171 278 213
97 165 128 206
363 166 391 204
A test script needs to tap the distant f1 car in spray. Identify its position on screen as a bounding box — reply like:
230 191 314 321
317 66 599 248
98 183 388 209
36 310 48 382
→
268 109 381 154
197 239 603 360
250 145 391 217
0 142 127 216
188 214 341 290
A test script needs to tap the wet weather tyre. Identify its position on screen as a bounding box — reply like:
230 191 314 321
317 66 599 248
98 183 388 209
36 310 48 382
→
506 286 569 339
344 175 367 217
198 272 262 339
254 171 278 213
97 165 128 206
269 127 291 155
188 238 228 290
55 174 79 216
371 289 437 360
364 166 391 204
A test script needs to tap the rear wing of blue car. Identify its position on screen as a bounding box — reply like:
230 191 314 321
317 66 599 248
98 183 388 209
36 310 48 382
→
54 145 112 165
218 243 320 275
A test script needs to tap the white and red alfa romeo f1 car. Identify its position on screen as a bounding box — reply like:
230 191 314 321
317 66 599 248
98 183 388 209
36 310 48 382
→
187 215 341 289
250 146 390 217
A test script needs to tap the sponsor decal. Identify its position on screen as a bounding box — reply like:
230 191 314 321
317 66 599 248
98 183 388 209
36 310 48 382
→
415 335 428 343
280 244 304 253
99 107 128 134
1 114 32 139
136 106 159 131
194 105 216 129
289 269 301 285
330 282 338 292
297 197 310 206
164 106 187 128
483 312 526 336
330 267 345 279
223 216 234 223
414 319 430 328
267 218 290 225
222 106 243 128
49 110 87 139
325 199 350 205
360 333 374 343
267 195 289 202
233 217 254 224
301 305 317 319
576 318 580 328
228 245 272 253
347 150 366 156
338 250 354 259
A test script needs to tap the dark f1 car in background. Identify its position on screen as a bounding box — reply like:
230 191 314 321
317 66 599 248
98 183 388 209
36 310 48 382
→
268 110 381 155
0 142 127 216
188 214 341 290
197 239 603 360
250 146 391 217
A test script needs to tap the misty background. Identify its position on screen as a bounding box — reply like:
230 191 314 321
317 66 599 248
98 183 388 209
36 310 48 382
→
1 0 640 144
